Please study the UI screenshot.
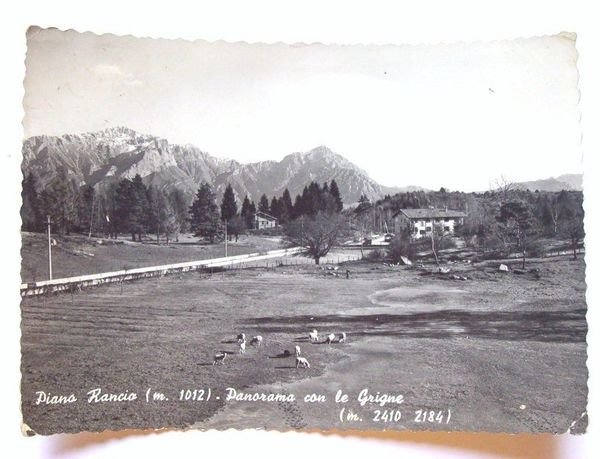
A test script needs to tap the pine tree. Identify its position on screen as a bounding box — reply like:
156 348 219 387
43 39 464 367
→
131 174 149 241
248 201 257 229
292 194 303 219
241 195 255 229
329 179 343 213
189 182 221 243
241 195 251 219
220 184 238 222
280 189 293 224
39 167 77 235
102 183 119 238
307 182 322 216
113 175 149 241
114 178 134 239
270 196 281 219
76 185 95 235
258 194 270 214
21 172 42 232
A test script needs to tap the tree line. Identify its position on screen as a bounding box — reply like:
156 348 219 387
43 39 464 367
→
21 168 346 250
22 169 189 243
380 185 585 266
190 179 345 244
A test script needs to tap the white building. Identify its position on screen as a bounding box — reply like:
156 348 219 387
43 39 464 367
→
254 211 278 229
392 208 467 239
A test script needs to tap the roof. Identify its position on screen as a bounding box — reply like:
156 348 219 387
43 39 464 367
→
255 211 278 220
393 208 467 219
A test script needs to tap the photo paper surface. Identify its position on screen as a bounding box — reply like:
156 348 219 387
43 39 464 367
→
20 27 587 435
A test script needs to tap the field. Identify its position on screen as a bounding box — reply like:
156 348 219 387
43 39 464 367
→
20 256 587 435
20 232 283 282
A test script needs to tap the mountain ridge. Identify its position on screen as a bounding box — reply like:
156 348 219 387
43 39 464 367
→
21 127 582 204
21 127 391 204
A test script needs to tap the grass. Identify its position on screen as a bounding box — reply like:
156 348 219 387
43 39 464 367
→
20 232 283 282
20 255 587 434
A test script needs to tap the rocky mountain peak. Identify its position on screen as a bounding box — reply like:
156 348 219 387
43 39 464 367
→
22 127 388 204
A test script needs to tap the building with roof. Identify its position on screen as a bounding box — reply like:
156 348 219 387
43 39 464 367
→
254 211 279 229
392 208 467 239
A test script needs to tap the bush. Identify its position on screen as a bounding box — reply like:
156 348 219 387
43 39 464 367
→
438 237 457 250
366 248 385 261
526 240 546 258
388 233 417 263
251 226 284 236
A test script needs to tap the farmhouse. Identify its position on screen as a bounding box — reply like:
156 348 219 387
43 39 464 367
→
392 208 467 239
255 211 278 229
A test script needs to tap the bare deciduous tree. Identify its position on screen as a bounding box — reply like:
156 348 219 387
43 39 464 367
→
557 191 585 259
497 200 538 269
284 213 346 264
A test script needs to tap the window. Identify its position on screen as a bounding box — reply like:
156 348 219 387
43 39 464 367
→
444 226 450 232
420 230 426 235
426 226 432 232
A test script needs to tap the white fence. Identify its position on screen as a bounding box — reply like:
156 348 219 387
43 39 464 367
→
20 247 304 297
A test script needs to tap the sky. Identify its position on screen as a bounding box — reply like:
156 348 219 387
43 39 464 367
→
23 28 582 191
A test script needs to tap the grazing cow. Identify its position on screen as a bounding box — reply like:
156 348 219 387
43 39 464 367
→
325 333 336 344
338 332 347 343
309 329 319 342
295 345 301 356
250 335 263 346
296 357 310 368
237 333 246 343
213 353 227 365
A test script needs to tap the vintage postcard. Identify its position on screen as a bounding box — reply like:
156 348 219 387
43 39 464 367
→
20 27 587 435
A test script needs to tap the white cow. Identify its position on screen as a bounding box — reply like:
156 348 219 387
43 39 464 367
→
250 335 263 346
213 353 227 365
296 357 310 368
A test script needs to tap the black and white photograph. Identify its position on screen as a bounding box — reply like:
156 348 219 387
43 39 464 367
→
19 26 587 436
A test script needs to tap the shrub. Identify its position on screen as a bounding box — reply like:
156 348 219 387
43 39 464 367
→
366 248 385 261
439 237 457 250
388 233 417 263
526 239 546 258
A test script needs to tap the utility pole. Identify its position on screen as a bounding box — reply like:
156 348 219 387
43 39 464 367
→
88 196 95 238
47 215 53 280
224 218 228 257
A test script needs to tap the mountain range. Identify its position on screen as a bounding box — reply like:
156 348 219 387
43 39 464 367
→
21 127 406 203
21 127 582 205
513 174 583 192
